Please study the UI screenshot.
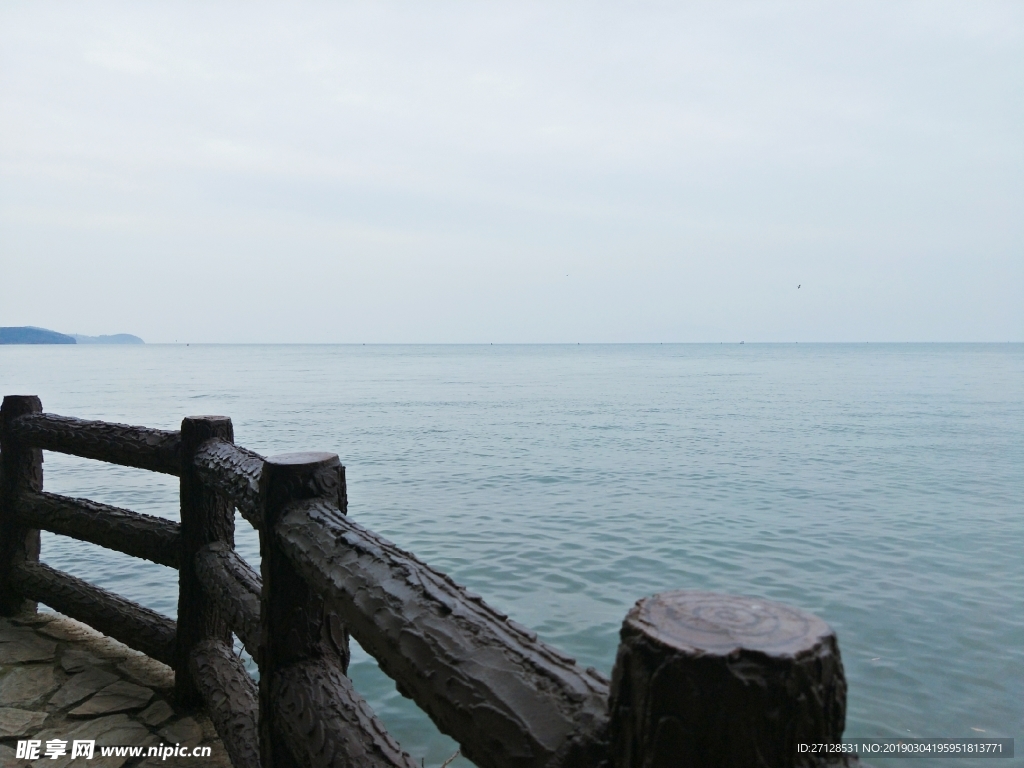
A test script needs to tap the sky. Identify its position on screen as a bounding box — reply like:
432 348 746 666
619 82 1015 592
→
1 2 1021 343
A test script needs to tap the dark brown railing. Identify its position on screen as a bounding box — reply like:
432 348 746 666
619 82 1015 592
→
0 395 858 768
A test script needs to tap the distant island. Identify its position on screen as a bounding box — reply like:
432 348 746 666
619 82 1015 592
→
72 333 145 345
0 327 144 345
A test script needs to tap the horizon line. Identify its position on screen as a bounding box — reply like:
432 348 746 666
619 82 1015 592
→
10 340 1020 346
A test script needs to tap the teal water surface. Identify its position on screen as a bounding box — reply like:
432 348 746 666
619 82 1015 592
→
2 344 1021 767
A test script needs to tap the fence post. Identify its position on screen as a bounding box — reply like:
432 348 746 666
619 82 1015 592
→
0 395 43 616
176 416 236 707
258 452 348 768
608 590 847 768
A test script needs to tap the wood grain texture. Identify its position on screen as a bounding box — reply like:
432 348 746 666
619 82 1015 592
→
176 416 236 707
11 559 177 665
15 489 180 568
0 396 43 615
608 591 850 768
258 453 354 768
271 658 420 768
191 638 260 768
196 541 262 657
193 438 265 531
276 498 611 768
9 412 181 474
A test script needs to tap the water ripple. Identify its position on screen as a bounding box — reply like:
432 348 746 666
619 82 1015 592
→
2 343 1021 767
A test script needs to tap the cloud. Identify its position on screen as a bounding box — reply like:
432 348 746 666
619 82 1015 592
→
1 1 1021 341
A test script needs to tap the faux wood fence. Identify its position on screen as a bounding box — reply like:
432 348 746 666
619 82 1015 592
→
0 395 857 768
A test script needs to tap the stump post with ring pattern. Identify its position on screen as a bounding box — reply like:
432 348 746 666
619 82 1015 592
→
608 590 852 768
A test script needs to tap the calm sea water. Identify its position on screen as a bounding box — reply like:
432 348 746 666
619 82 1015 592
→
1 344 1022 767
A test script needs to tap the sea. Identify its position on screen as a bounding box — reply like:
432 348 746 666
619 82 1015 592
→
1 343 1021 767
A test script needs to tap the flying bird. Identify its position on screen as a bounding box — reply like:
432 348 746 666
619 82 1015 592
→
798 284 801 288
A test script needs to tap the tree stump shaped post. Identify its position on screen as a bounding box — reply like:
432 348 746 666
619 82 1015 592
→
609 590 848 768
176 416 236 707
0 395 43 616
258 452 350 768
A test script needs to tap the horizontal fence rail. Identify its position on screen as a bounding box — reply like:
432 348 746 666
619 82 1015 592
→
195 541 262 657
11 560 177 665
15 489 180 568
0 394 861 768
193 437 264 530
10 412 181 475
276 497 610 768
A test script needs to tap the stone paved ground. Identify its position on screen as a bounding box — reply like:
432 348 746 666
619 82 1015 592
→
0 611 230 768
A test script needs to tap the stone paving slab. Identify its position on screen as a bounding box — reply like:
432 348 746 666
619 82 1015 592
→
0 668 57 709
68 682 153 718
0 708 49 739
0 612 229 768
60 651 102 675
49 669 120 710
157 718 202 748
136 702 172 729
0 628 57 666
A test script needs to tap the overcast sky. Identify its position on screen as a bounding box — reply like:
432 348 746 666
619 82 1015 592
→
1 2 1021 342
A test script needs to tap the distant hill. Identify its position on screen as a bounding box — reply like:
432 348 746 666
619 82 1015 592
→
0 327 145 345
0 327 76 344
73 333 145 345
